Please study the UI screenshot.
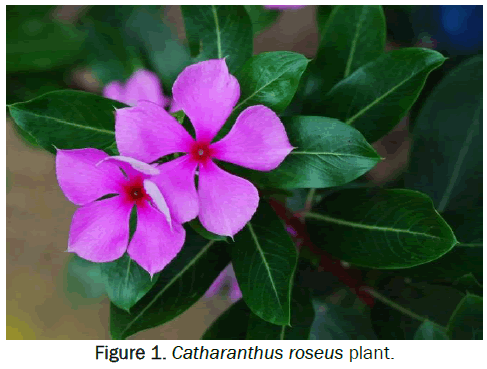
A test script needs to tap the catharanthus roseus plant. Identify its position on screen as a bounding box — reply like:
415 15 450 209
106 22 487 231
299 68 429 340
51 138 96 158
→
7 4 482 341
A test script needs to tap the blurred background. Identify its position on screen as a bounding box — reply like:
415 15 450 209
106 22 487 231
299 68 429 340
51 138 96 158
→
6 5 482 339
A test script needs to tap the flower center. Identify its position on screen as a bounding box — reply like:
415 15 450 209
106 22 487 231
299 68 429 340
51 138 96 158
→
128 185 147 202
190 141 214 164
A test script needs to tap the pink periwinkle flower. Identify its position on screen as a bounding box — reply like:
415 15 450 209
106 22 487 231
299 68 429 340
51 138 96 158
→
115 59 294 237
103 69 174 110
205 264 242 302
56 148 185 276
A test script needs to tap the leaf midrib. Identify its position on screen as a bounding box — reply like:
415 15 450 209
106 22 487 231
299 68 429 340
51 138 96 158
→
11 108 115 136
306 212 446 240
247 222 284 314
210 5 222 59
119 240 215 338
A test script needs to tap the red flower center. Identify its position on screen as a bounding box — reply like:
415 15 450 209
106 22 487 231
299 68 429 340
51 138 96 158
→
189 141 214 165
127 183 148 203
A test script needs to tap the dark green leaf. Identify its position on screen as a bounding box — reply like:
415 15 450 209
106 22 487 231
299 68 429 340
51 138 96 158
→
414 320 449 340
202 300 251 339
181 5 253 74
188 218 228 242
110 227 229 339
8 90 127 154
7 9 86 73
321 48 445 143
244 5 279 34
447 294 483 340
220 116 381 189
246 285 314 339
306 189 457 269
371 281 463 339
234 52 309 116
100 253 159 312
231 201 297 325
125 7 191 90
310 300 377 340
306 5 385 105
453 273 483 296
406 56 482 213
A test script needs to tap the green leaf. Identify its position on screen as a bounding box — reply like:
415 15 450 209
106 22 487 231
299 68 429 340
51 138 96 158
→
371 282 463 339
188 218 228 242
100 253 159 312
244 5 279 34
8 90 127 154
406 56 482 213
246 285 314 339
321 48 445 143
7 8 86 73
220 116 381 189
453 273 483 296
230 201 298 325
110 227 229 339
447 294 483 340
310 300 377 340
65 255 105 300
234 52 309 115
414 320 449 340
181 5 253 74
202 300 251 339
306 189 457 269
306 5 386 105
124 7 191 90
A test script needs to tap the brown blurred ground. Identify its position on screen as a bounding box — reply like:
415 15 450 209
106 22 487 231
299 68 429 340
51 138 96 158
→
6 5 408 340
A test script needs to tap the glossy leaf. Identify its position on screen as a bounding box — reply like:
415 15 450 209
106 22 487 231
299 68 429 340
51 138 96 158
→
7 8 86 73
220 116 381 189
234 52 309 115
230 201 298 325
414 320 449 340
246 285 314 339
202 300 251 340
406 56 482 213
306 189 457 269
110 227 229 339
371 281 463 339
321 48 445 142
181 5 253 74
305 5 385 108
244 5 279 34
188 218 228 242
100 253 159 312
8 90 127 154
447 294 483 340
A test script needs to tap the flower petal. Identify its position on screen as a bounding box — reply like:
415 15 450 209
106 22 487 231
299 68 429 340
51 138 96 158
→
198 161 259 237
115 100 194 163
150 156 199 224
98 156 160 176
128 202 186 276
211 105 294 171
68 196 132 262
172 59 240 142
103 81 124 102
143 179 172 227
124 69 169 107
56 148 126 205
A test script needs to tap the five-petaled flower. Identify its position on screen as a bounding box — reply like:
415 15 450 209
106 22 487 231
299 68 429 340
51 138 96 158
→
56 148 185 276
115 59 294 237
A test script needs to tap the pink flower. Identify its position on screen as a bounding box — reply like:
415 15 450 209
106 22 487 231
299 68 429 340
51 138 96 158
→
103 69 173 109
115 59 294 237
205 264 242 302
56 148 185 276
